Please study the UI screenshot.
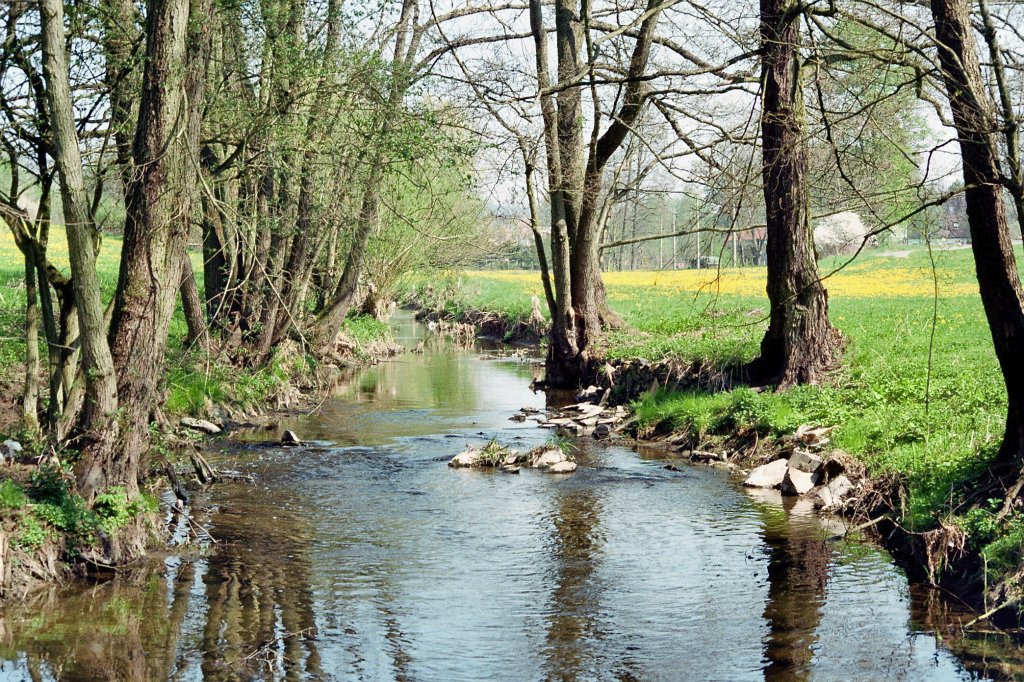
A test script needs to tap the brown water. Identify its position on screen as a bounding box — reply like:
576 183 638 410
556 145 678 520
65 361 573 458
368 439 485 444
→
2 312 1023 681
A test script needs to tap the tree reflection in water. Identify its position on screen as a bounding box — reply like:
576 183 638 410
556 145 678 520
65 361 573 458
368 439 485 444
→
756 494 834 681
0 552 198 679
199 489 322 681
542 486 608 681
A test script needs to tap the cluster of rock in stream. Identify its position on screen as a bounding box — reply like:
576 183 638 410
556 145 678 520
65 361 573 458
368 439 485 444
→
742 426 856 511
510 385 629 439
447 386 631 476
448 444 577 474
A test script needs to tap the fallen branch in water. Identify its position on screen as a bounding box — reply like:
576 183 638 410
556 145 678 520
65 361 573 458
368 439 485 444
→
230 627 317 673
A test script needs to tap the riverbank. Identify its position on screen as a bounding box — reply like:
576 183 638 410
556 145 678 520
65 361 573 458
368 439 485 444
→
0 231 401 598
398 249 1024 626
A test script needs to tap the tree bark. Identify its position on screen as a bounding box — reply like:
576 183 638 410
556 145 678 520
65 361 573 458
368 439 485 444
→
81 0 211 499
22 250 40 433
180 255 208 349
199 145 232 322
529 0 581 386
746 0 840 388
930 0 1024 469
39 0 121 474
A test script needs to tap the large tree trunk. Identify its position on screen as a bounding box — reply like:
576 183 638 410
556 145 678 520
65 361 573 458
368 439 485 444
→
930 0 1024 469
529 0 581 386
535 0 660 387
81 0 211 499
39 0 121 479
746 0 840 388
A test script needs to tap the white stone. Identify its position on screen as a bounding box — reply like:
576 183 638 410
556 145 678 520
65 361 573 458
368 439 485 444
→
815 475 854 509
180 417 221 435
743 459 788 488
788 450 823 474
449 449 483 467
781 467 820 496
532 449 566 468
547 461 577 474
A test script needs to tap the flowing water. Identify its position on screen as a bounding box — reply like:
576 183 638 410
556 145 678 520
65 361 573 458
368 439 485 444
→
2 312 1023 681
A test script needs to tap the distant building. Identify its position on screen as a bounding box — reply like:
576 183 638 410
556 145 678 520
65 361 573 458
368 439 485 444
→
729 226 767 266
940 194 970 241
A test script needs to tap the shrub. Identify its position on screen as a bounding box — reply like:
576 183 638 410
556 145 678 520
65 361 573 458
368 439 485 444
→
0 479 27 510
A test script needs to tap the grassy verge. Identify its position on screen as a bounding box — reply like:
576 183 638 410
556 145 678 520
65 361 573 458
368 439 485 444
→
401 247 1023 597
0 229 395 420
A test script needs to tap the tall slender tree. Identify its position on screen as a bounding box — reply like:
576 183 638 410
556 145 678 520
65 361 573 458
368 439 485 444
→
39 0 121 464
929 0 1024 473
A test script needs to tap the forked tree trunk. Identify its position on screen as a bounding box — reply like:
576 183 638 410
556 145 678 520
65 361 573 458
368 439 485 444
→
930 0 1024 469
81 0 211 499
747 0 840 388
39 0 121 476
537 0 660 387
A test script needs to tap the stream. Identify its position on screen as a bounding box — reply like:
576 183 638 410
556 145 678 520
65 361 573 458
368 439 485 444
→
1 311 1022 680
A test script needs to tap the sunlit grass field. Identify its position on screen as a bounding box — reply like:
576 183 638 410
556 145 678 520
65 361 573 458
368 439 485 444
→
414 247 1015 547
0 230 197 373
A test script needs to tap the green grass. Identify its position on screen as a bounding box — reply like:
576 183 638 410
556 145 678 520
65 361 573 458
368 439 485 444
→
342 315 392 348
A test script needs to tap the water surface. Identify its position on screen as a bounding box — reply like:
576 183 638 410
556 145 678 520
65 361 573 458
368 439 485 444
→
1 313 1022 680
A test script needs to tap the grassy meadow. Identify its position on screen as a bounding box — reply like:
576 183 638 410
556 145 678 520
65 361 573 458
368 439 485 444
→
407 246 1024 579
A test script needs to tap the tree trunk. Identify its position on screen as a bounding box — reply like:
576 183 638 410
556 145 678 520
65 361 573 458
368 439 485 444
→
22 251 40 433
930 0 1024 469
308 0 415 350
533 0 661 387
199 145 235 324
99 0 143 184
746 0 840 388
83 0 211 499
310 172 383 348
39 0 121 481
180 255 208 349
